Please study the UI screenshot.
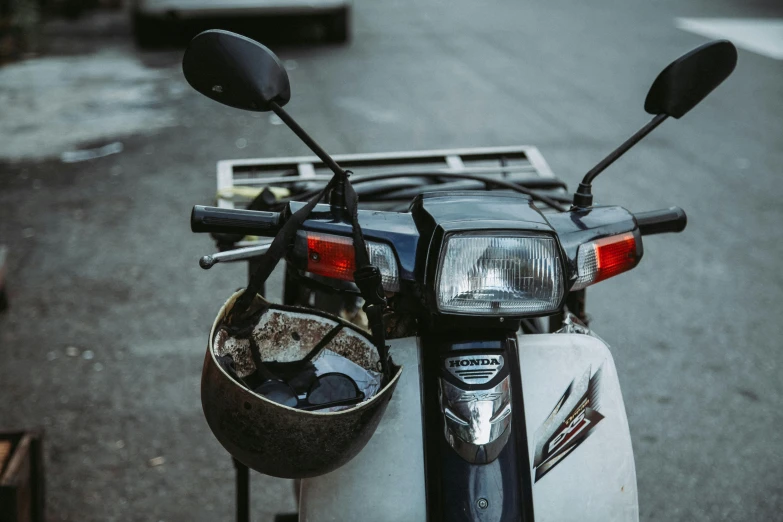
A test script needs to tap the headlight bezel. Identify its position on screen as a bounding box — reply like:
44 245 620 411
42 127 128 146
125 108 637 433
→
429 227 567 318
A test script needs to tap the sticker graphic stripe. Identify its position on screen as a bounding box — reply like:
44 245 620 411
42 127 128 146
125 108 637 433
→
532 364 605 482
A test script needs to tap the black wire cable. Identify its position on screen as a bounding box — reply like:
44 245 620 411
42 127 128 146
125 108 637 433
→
283 171 568 211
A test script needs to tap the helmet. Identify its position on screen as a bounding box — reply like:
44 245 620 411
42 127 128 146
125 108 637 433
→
201 290 402 478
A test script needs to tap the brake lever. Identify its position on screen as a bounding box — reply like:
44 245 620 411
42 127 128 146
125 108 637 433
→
199 241 272 269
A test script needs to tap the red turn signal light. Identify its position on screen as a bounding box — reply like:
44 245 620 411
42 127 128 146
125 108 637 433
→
295 231 400 292
572 232 640 290
306 233 355 281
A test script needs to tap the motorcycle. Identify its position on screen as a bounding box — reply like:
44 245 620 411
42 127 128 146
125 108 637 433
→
186 30 737 522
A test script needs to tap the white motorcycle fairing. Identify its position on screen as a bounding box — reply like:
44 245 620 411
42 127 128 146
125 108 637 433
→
299 332 638 522
520 333 639 522
299 337 427 521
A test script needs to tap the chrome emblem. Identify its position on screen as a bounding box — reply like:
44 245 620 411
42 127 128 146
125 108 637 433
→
439 376 512 464
445 355 504 385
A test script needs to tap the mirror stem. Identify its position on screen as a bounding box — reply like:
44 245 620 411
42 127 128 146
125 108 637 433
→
269 100 348 179
573 113 668 208
269 101 349 211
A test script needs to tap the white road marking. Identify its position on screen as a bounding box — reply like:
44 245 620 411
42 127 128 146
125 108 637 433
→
676 18 783 60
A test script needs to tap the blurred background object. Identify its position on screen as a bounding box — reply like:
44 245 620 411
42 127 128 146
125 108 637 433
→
0 0 125 63
0 245 8 313
0 429 45 522
131 0 351 48
0 0 40 62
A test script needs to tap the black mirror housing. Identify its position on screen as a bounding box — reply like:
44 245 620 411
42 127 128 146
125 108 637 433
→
644 40 737 118
574 40 738 207
182 29 291 112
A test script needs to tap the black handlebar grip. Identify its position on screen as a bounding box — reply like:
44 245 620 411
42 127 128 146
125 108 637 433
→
191 205 282 235
634 207 687 236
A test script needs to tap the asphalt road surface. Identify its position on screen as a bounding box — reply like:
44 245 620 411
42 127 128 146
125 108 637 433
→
0 0 781 520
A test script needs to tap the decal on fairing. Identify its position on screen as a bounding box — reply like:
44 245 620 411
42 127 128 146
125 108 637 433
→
532 365 604 481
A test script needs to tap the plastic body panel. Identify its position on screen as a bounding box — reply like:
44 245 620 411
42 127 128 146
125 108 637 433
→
300 331 638 522
299 337 427 522
421 334 532 522
517 333 639 522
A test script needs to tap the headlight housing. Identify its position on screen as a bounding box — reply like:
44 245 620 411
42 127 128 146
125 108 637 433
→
435 232 564 316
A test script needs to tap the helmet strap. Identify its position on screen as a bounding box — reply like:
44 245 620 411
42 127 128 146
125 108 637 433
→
225 170 391 381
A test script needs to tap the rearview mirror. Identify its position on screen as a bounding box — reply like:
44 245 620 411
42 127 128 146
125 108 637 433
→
182 30 290 112
644 40 737 118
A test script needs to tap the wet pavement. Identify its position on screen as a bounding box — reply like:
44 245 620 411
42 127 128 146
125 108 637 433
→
0 0 781 520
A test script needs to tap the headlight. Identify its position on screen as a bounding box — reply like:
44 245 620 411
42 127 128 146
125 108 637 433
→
435 232 563 316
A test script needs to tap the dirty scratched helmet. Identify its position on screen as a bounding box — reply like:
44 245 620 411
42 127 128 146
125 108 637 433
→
201 175 402 479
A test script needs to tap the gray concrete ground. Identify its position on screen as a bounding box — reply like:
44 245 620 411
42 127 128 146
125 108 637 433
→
1 0 781 520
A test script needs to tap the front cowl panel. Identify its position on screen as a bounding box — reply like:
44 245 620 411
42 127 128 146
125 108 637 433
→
423 335 532 522
299 337 427 522
517 332 639 522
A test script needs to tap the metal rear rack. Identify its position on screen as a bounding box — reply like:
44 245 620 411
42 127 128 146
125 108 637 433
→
215 146 563 210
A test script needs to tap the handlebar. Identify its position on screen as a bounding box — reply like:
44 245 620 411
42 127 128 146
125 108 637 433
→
634 207 687 236
191 204 687 240
191 205 282 235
